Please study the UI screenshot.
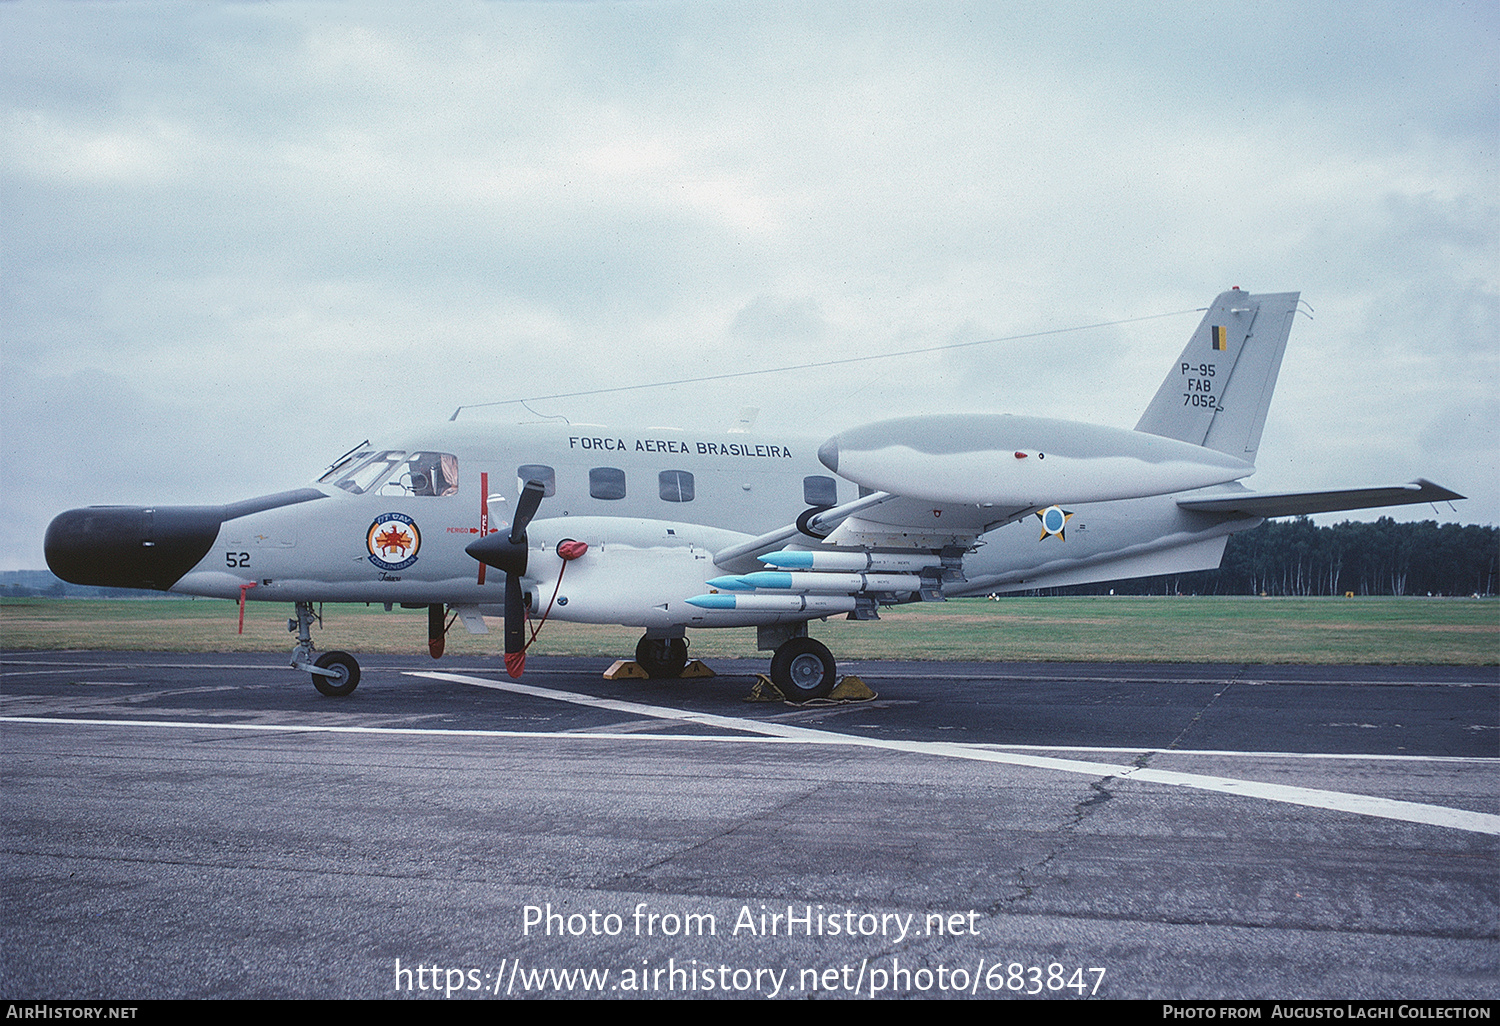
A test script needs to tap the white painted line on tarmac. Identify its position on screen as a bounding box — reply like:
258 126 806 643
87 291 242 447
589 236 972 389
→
414 670 1500 836
9 713 1491 764
6 667 1497 837
0 716 805 744
975 744 1492 764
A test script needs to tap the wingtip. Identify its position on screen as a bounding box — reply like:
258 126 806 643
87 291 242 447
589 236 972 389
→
1413 479 1465 503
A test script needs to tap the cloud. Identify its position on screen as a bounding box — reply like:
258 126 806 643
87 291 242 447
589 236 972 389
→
2 1 1495 569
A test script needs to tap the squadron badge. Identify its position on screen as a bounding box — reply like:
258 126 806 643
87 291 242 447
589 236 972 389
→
367 513 421 570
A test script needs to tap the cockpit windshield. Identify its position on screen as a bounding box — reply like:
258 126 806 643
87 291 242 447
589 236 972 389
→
318 448 373 484
321 449 458 497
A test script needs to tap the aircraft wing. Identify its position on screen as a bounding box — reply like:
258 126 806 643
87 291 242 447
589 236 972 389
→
1176 479 1464 519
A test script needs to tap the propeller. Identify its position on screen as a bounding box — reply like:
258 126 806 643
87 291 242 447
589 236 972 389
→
465 479 547 678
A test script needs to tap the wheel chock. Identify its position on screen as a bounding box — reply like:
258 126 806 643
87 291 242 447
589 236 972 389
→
603 659 650 680
829 675 877 701
744 674 786 702
604 659 716 680
743 674 879 703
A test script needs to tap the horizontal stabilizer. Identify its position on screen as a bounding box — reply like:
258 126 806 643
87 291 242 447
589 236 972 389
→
1177 479 1464 519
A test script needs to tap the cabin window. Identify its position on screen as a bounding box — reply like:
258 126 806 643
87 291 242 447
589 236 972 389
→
803 475 838 507
589 467 627 500
516 465 556 497
659 470 695 502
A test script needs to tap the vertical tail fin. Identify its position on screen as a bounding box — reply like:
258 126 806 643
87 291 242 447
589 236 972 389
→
1134 289 1300 465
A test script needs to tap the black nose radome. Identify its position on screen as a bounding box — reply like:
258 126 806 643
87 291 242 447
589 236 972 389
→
44 488 327 592
45 505 224 591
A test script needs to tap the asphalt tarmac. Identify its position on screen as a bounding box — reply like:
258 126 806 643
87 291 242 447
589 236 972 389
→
2 650 1496 1000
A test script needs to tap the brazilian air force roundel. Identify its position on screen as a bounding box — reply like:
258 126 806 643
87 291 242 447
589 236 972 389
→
367 513 421 570
1036 505 1073 541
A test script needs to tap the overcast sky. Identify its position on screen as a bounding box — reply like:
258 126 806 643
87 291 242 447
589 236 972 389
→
3 1 1495 571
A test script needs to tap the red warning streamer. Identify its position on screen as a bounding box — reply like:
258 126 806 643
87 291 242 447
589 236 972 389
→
237 582 257 634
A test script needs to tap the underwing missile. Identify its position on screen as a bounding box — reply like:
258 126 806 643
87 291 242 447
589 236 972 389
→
708 571 924 594
759 550 943 573
683 594 859 613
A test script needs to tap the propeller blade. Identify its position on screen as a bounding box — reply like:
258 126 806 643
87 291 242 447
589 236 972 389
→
467 478 546 678
428 603 445 659
467 481 547 577
511 479 546 545
503 572 526 678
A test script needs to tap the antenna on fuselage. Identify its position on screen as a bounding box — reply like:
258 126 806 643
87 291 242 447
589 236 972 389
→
447 307 1201 421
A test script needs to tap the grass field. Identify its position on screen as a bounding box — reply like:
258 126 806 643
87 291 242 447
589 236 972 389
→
2 596 1495 665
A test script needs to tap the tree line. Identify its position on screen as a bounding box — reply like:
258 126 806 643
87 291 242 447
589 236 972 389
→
1052 518 1498 597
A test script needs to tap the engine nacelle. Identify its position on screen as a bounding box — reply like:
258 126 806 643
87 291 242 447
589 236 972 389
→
520 517 749 628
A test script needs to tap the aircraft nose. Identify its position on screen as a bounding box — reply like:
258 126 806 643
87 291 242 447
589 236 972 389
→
44 506 224 591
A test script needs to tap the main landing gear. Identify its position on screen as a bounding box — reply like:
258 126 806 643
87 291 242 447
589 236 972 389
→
768 636 837 700
628 627 836 698
290 601 361 697
634 634 690 678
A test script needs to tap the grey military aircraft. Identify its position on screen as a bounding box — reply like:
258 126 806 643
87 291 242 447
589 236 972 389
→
45 289 1462 699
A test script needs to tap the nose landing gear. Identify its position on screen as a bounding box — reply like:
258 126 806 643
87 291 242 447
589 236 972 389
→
290 601 361 697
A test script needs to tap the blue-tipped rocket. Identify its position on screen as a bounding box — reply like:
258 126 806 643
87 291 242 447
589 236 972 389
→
739 570 924 594
759 550 944 573
684 594 858 614
705 575 757 591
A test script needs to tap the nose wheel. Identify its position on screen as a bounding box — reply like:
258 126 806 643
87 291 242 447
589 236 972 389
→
770 636 836 700
312 651 360 697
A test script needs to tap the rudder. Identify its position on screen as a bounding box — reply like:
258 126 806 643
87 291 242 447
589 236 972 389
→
1134 288 1300 464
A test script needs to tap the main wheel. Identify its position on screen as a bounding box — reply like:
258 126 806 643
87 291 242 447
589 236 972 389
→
312 651 360 697
769 637 836 700
635 636 689 678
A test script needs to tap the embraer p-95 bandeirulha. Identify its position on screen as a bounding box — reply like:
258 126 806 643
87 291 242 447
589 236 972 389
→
45 289 1462 699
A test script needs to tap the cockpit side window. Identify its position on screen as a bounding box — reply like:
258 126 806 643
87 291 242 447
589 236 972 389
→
381 452 459 497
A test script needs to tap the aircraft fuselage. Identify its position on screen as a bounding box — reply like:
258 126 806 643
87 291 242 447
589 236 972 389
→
49 418 1258 632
